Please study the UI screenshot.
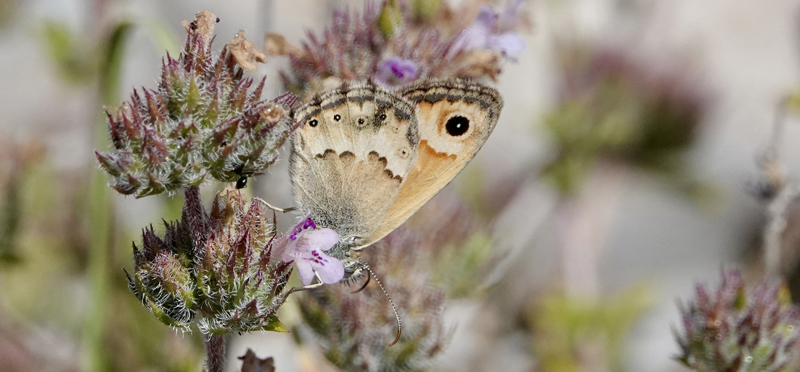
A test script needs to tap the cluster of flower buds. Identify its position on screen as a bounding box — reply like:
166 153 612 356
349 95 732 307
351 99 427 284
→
96 10 298 198
126 186 293 334
266 0 527 97
675 269 800 372
296 228 449 372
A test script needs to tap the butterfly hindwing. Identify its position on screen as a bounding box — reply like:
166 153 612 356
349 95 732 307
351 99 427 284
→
290 82 420 251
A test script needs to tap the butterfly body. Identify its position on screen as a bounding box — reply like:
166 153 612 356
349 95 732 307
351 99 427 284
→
290 79 502 278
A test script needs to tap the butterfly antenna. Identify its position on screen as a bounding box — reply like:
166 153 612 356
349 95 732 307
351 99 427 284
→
361 264 402 346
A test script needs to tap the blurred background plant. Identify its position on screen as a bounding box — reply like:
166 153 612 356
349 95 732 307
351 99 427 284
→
2 0 800 371
541 43 708 197
674 269 800 372
518 40 712 371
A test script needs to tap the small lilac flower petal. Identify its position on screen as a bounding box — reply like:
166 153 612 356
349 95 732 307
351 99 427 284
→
451 21 491 53
303 228 340 251
475 5 499 29
275 216 344 285
451 2 525 62
289 245 345 285
310 250 345 284
295 259 317 285
376 57 418 86
449 5 495 57
488 33 525 60
283 229 339 260
498 0 526 33
274 215 314 257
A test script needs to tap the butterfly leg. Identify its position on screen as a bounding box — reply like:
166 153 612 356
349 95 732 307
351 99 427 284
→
288 271 325 293
351 272 370 293
263 201 296 214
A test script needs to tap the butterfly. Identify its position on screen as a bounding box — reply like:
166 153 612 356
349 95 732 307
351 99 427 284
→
289 78 503 279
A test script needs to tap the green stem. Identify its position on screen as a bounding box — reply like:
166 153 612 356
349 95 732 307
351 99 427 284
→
83 20 133 372
84 168 113 372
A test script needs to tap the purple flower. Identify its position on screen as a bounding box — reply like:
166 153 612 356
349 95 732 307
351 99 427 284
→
375 57 419 86
498 0 526 33
276 215 343 285
452 4 526 61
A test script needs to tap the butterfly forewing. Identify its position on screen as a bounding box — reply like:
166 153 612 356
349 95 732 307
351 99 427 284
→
364 79 503 246
290 83 419 252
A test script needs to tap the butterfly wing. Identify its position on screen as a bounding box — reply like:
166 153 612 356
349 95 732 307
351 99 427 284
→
290 82 420 250
364 79 503 246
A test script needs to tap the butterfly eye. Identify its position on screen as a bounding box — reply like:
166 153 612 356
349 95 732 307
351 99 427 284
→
379 114 387 120
445 116 469 136
334 114 341 121
309 119 318 127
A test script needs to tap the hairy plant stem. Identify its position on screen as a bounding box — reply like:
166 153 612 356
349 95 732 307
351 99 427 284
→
204 334 227 372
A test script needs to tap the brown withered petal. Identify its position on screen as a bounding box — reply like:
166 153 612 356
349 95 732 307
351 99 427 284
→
182 10 216 43
238 349 275 372
264 32 304 58
227 30 267 71
258 103 287 123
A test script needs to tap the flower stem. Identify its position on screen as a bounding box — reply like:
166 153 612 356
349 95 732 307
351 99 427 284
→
761 97 796 276
204 334 227 372
558 160 626 299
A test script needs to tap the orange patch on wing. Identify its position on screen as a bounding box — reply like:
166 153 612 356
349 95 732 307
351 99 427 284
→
419 140 457 160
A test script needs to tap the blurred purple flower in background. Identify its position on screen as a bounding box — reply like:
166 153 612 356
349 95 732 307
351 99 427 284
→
276 215 343 285
452 2 526 61
375 56 418 86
